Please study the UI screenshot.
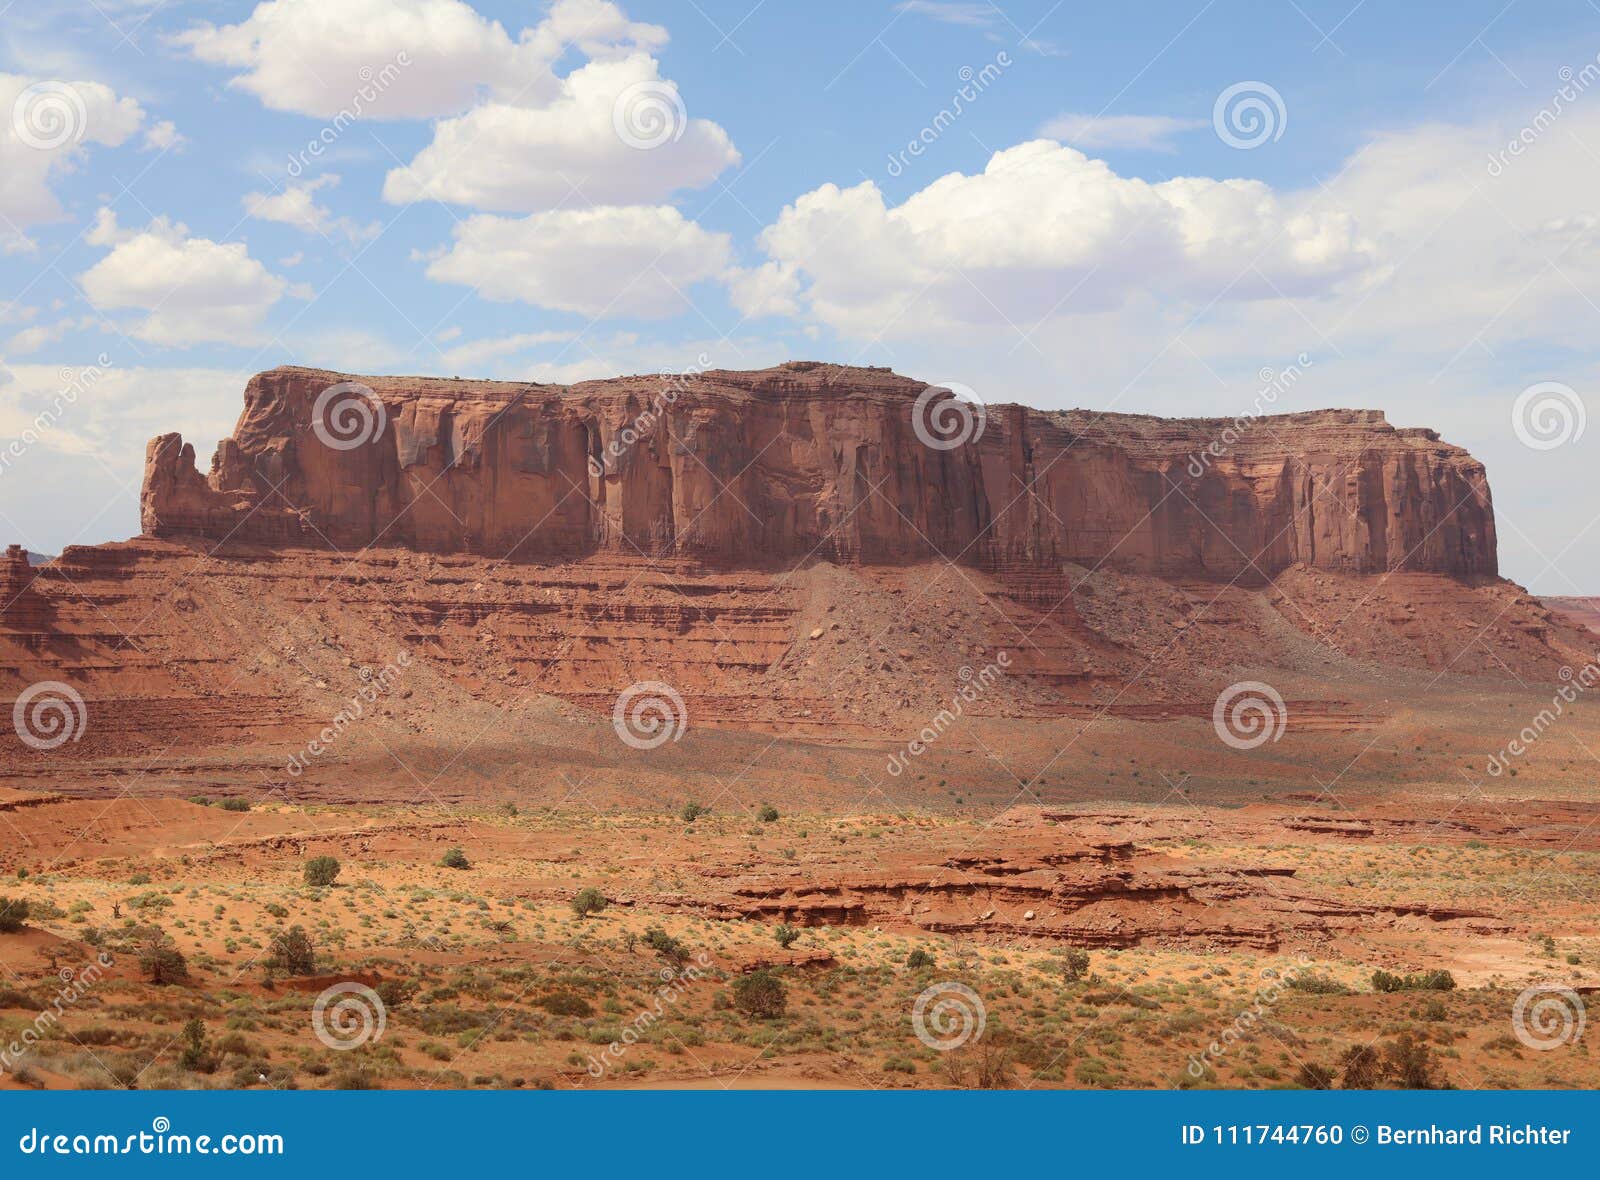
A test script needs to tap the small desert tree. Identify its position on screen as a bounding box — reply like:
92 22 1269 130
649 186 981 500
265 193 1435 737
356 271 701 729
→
571 887 608 919
136 927 188 985
440 847 469 870
303 856 341 888
774 923 800 949
265 925 317 976
757 803 779 823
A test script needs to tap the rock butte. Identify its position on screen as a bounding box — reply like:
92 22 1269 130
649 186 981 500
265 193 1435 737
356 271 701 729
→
141 362 1497 582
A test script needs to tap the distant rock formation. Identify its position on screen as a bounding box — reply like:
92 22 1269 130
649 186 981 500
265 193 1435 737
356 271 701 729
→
140 362 1497 582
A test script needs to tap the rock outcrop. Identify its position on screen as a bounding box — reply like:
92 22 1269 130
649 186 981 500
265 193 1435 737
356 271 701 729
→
141 362 1498 582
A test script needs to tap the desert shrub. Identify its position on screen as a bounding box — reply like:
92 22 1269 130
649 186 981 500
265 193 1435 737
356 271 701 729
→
1295 1062 1336 1089
1385 1031 1444 1089
179 1018 215 1073
570 888 607 919
1338 1044 1384 1089
731 969 786 1019
942 1036 1017 1089
303 856 341 888
0 896 29 933
1287 973 1349 995
1056 947 1091 982
264 903 289 919
757 804 779 823
136 928 188 985
217 798 250 812
264 925 317 976
680 802 710 824
537 992 593 1018
1372 969 1455 993
643 927 688 967
774 923 800 949
439 848 469 870
906 948 935 970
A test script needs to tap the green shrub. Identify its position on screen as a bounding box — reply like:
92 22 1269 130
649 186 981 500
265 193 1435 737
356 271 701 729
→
774 923 800 949
217 798 250 813
680 802 710 824
303 856 341 888
757 804 779 823
440 848 469 870
1287 973 1350 995
570 888 607 919
0 896 29 933
643 927 688 967
906 948 935 970
731 969 786 1019
1372 969 1455 993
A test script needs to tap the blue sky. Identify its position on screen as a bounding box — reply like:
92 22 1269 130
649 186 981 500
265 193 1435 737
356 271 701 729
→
1 0 1597 594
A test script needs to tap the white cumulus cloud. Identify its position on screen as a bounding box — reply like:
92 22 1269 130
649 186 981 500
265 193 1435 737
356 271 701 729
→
0 73 155 248
752 138 1372 335
79 210 292 346
174 0 665 120
425 204 732 318
382 53 739 212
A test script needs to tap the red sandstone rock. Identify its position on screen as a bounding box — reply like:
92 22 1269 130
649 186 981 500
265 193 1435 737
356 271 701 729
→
140 363 1497 582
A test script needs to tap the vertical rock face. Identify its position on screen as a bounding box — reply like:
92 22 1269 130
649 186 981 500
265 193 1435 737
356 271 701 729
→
140 362 1498 582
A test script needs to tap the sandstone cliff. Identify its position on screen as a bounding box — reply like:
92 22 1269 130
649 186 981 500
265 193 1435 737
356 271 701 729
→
140 362 1497 582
